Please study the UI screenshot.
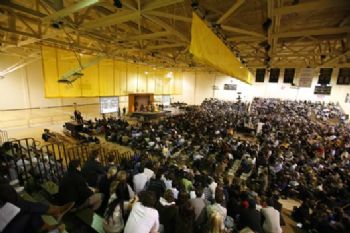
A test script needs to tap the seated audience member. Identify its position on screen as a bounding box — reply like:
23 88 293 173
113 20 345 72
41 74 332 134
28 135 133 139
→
58 160 103 211
261 198 282 233
0 176 74 233
99 166 118 214
103 181 137 233
82 150 105 187
133 166 149 194
105 154 118 172
147 170 166 200
189 186 208 233
207 188 227 231
205 211 224 233
42 129 52 142
157 189 179 233
124 191 159 233
110 170 135 199
237 199 263 233
144 161 155 181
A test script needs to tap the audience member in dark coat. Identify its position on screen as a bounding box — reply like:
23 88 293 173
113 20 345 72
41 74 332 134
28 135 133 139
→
97 166 117 214
58 160 103 210
175 192 195 233
81 150 105 187
237 199 263 233
157 190 179 233
147 170 166 200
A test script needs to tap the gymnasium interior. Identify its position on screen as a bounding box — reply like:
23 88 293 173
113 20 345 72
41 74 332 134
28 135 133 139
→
0 0 350 233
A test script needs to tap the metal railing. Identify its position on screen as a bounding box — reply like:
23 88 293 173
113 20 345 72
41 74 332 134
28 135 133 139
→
0 129 8 145
1 137 134 186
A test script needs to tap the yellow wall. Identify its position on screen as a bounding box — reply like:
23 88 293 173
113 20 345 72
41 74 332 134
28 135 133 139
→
42 46 183 97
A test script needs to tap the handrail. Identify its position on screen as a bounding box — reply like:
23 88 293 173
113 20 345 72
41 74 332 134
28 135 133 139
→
3 137 134 186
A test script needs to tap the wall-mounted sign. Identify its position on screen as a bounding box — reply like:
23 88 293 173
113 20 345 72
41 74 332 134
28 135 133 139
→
299 68 314 87
223 84 237 90
314 85 332 95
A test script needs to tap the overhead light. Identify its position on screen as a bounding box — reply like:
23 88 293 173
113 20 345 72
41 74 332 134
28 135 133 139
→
166 72 173 78
145 71 149 75
262 18 272 32
292 0 299 5
51 20 63 29
153 67 156 70
114 0 122 8
191 0 199 9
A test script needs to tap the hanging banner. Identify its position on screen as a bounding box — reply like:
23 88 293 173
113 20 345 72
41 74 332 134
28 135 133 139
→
190 13 253 84
299 68 314 87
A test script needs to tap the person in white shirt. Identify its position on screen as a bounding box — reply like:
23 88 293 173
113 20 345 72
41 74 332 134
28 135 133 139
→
261 199 282 233
124 191 159 233
133 167 149 194
144 163 155 181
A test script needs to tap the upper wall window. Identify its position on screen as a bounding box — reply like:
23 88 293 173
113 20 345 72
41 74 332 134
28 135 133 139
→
318 68 332 84
337 68 350 85
269 68 280 83
283 68 295 83
255 68 265 82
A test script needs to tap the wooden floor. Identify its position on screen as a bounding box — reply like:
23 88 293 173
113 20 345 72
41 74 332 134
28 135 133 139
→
0 104 101 130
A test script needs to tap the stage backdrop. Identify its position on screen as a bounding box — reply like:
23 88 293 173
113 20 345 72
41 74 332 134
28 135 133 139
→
42 46 183 97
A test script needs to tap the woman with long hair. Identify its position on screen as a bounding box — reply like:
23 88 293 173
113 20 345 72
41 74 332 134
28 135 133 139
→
207 211 223 233
110 170 135 199
103 182 131 233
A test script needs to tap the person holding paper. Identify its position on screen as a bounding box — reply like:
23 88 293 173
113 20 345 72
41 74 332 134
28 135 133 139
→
0 176 74 233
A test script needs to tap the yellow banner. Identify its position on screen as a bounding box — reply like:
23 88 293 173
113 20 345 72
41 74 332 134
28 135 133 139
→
190 13 253 84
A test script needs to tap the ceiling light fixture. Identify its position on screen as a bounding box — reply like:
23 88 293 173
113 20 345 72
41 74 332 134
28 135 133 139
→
114 0 122 8
262 18 272 32
166 72 173 78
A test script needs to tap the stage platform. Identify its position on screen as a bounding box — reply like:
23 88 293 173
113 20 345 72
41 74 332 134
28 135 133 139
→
131 111 170 120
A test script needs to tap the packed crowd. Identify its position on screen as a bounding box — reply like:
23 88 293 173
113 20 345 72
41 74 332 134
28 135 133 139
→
1 98 350 233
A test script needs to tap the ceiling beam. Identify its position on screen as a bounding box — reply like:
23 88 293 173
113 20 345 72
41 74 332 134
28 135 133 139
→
0 26 39 38
267 0 273 58
227 36 267 42
339 15 350 27
41 0 99 23
142 0 184 12
146 43 187 50
216 0 245 24
274 27 350 38
272 0 282 54
144 11 191 23
81 11 140 29
0 0 46 17
274 0 350 16
317 50 350 68
118 31 171 41
142 14 189 42
221 25 266 38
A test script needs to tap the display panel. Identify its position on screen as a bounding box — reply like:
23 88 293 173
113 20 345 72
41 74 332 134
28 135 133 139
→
100 96 119 114
314 85 332 95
